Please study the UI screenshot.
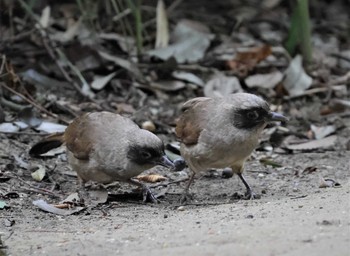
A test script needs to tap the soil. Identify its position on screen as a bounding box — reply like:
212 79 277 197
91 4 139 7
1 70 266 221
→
1 139 349 255
0 1 349 255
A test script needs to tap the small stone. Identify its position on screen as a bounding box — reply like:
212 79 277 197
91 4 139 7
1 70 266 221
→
141 121 156 132
164 214 168 219
246 214 254 219
258 173 265 178
177 206 185 211
222 168 234 179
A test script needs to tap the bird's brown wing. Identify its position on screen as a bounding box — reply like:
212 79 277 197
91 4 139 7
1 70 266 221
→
64 113 94 160
175 97 212 145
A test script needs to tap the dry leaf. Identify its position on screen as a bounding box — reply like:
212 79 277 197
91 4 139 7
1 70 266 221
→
204 76 242 97
33 200 85 215
283 55 312 96
39 6 51 28
310 124 336 140
319 178 341 188
136 174 167 183
35 121 67 133
91 72 117 90
226 45 272 75
99 33 135 54
98 51 143 80
148 19 214 63
155 0 169 48
172 71 204 86
0 123 20 133
285 135 337 151
31 165 46 182
245 70 283 89
149 80 186 91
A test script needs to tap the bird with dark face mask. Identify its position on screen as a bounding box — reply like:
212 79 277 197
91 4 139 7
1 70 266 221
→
175 93 287 203
29 112 174 203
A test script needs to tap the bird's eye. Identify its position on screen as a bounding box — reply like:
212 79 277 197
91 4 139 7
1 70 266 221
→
141 151 152 159
247 111 259 120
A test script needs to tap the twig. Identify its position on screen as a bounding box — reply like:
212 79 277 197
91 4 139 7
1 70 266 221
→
290 195 308 200
283 85 346 100
0 82 69 125
8 173 61 198
0 131 50 136
330 53 350 63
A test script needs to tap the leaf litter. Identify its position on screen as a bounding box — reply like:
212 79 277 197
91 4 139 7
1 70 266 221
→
0 3 349 251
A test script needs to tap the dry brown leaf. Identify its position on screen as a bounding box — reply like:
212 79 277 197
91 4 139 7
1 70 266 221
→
136 174 167 183
226 45 272 75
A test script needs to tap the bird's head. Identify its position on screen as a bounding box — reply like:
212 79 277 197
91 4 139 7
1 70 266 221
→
228 93 287 130
127 130 174 169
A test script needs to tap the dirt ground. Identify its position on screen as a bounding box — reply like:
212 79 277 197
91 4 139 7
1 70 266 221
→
1 146 349 256
0 1 350 255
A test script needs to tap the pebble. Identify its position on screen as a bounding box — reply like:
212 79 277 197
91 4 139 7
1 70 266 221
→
141 121 156 132
177 206 185 211
222 168 234 179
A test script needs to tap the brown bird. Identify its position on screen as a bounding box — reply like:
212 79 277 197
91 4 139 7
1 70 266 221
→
175 92 287 202
30 111 174 202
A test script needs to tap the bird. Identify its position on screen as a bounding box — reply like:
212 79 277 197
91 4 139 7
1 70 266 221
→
29 111 174 203
175 92 287 202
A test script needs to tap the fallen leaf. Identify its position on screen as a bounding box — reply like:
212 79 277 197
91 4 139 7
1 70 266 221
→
98 33 135 54
136 174 167 183
31 165 46 181
311 124 336 140
204 76 242 97
226 45 272 75
148 19 214 63
35 122 67 133
0 123 20 133
40 146 66 157
98 51 143 80
91 72 117 90
33 199 85 215
319 178 341 188
285 135 337 151
283 55 312 96
155 0 169 48
149 80 186 91
245 70 283 89
39 6 51 28
172 71 204 86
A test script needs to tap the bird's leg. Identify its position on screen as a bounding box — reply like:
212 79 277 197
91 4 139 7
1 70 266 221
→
128 179 158 203
76 177 91 205
180 172 196 204
237 173 258 200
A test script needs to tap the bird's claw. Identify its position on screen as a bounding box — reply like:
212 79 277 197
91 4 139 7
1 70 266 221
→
244 190 260 200
142 186 159 203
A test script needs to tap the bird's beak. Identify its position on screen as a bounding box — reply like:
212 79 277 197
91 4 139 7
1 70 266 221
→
156 155 175 168
267 112 288 122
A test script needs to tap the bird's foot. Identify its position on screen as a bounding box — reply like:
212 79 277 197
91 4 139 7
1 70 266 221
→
244 189 261 200
141 185 159 203
180 191 193 205
77 187 92 206
231 190 261 200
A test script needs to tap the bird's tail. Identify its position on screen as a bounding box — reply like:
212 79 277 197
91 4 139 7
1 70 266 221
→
29 132 65 156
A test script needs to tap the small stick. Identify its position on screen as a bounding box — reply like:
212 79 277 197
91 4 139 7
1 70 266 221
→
0 82 70 125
